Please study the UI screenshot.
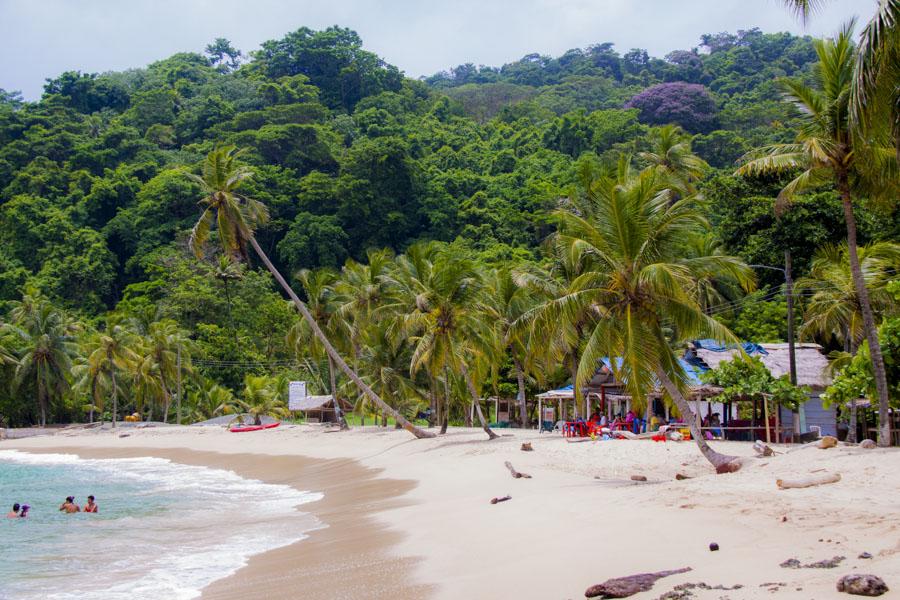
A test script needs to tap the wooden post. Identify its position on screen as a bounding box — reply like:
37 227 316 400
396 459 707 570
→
775 399 781 443
763 395 771 444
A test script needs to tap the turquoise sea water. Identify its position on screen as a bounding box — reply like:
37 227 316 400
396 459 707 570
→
0 450 323 600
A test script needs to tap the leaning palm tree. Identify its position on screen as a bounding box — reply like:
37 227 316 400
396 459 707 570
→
784 0 900 157
797 241 900 442
736 24 900 445
187 146 433 438
527 163 754 472
3 294 77 426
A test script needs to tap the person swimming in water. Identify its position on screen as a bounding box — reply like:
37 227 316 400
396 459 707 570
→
83 495 98 513
6 503 20 518
19 505 29 518
59 496 80 513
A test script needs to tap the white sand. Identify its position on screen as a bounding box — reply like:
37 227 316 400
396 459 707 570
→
5 425 899 599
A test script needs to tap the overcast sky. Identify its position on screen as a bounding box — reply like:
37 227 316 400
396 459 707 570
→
0 0 865 100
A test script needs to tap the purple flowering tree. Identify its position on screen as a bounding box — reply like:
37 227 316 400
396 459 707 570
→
626 82 719 133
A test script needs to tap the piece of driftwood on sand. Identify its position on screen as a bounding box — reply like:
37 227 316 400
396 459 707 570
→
584 567 692 598
505 461 532 479
776 472 841 489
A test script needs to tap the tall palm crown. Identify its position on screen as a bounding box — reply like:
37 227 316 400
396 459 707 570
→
188 146 270 261
797 242 900 350
784 0 900 156
737 24 897 205
528 163 753 470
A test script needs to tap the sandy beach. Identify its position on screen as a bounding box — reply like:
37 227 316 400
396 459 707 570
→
4 425 899 599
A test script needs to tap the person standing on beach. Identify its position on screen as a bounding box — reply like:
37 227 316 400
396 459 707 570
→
6 503 20 518
83 496 98 513
59 496 80 513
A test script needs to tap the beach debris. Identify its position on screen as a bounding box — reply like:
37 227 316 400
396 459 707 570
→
675 473 691 480
709 542 719 552
781 556 845 569
584 567 691 598
753 440 775 457
836 574 888 596
817 435 839 449
859 552 873 559
520 442 533 452
859 439 876 449
630 475 647 482
781 515 788 522
657 582 743 599
118 433 130 438
490 495 512 504
777 472 841 489
504 461 532 479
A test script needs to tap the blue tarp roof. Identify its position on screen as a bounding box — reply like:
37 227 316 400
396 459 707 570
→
600 356 706 386
693 339 768 355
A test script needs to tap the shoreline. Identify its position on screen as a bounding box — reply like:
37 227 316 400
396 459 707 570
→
4 425 900 599
10 445 432 600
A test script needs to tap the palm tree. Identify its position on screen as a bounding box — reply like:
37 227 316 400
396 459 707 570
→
238 375 289 425
135 320 189 423
3 294 77 426
797 241 900 441
737 25 900 445
80 318 139 427
639 124 709 197
384 242 498 439
783 0 900 156
526 163 754 472
187 378 240 422
355 319 424 427
486 267 540 428
187 146 433 438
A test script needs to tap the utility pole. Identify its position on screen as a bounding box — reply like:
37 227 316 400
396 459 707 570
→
176 345 182 425
751 260 803 435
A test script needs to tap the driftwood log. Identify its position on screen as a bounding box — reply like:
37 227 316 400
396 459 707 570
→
777 472 841 489
675 473 692 480
585 567 692 598
505 461 532 479
490 495 512 504
630 475 647 482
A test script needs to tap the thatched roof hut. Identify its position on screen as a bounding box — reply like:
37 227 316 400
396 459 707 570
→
691 342 831 390
292 395 352 423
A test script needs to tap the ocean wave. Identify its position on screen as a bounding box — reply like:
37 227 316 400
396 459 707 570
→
0 450 325 600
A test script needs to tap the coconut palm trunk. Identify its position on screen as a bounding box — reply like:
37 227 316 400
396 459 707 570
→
248 237 433 439
837 175 891 446
513 356 527 428
326 355 348 430
111 367 118 429
460 364 499 440
441 367 450 434
655 367 740 473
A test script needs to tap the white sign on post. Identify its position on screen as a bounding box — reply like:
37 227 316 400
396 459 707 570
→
288 381 307 411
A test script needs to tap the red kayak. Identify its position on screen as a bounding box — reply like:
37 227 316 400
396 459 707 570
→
229 422 281 433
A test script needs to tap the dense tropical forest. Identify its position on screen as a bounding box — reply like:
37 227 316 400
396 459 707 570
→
1 17 898 452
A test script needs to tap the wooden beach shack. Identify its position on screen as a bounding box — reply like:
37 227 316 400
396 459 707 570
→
687 341 834 439
292 395 352 424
